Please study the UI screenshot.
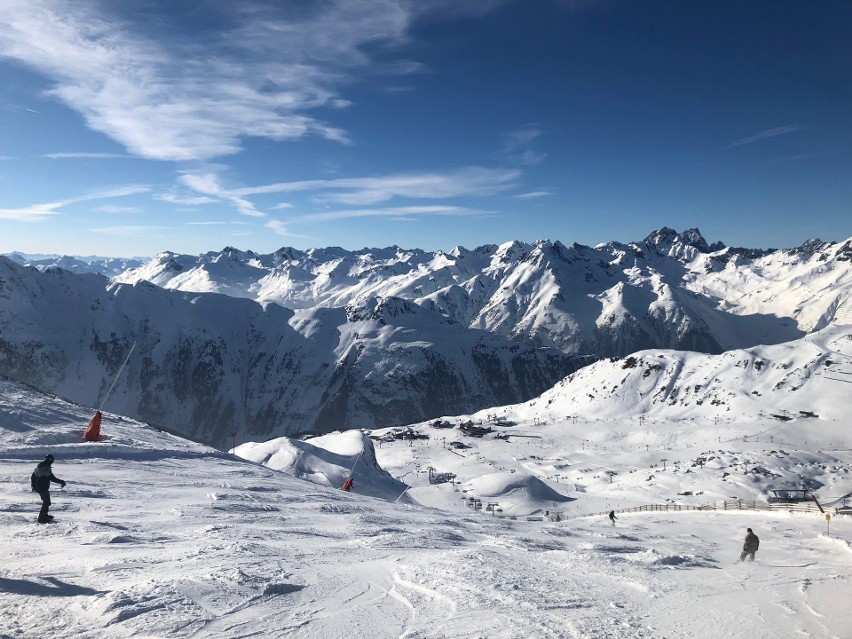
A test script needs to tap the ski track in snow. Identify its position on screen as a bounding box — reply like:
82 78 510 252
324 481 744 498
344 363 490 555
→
2 376 852 638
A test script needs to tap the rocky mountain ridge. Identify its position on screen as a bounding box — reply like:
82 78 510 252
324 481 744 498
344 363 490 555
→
3 228 850 446
0 257 586 446
3 252 145 278
110 228 852 356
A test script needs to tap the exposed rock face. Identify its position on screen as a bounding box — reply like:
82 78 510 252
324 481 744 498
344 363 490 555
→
2 227 850 445
108 228 852 357
0 258 587 447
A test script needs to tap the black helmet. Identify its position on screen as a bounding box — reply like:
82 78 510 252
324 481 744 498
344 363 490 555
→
746 527 752 533
44 454 54 464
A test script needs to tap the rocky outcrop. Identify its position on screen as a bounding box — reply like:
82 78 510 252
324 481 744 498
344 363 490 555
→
0 257 587 447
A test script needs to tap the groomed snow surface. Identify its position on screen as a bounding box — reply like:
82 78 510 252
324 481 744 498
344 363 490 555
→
2 377 851 638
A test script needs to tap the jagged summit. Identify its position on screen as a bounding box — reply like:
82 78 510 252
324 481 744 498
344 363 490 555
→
641 226 725 257
95 228 852 356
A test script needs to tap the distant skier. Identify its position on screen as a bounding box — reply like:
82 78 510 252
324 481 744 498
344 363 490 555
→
739 527 759 562
31 454 66 524
608 510 617 526
341 477 353 492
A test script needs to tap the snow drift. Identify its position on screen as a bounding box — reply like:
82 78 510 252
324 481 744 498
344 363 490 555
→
233 430 407 500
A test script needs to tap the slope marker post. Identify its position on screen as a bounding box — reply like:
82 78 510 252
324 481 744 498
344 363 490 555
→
98 341 137 412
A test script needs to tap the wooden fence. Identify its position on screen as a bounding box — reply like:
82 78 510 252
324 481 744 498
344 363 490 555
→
565 500 845 521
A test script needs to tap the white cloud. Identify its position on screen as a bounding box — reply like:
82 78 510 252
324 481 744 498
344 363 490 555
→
89 225 167 236
179 172 265 218
46 152 133 160
233 167 521 204
92 204 142 214
502 125 546 166
503 125 542 153
0 202 61 222
517 149 547 166
723 125 806 149
154 193 217 206
0 185 149 222
0 0 421 161
514 190 553 200
178 166 519 218
294 204 488 223
265 220 288 236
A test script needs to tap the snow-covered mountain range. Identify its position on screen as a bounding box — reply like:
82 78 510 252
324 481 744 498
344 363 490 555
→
0 257 585 446
112 228 852 356
1 228 850 448
3 252 145 278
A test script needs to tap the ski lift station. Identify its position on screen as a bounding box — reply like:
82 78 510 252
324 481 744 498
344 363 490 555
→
767 489 812 503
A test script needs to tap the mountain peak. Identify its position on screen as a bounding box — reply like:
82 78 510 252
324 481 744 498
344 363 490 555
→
495 240 529 263
642 227 723 258
789 238 831 255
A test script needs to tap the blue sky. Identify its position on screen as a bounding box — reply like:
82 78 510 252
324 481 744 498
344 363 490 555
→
0 0 850 257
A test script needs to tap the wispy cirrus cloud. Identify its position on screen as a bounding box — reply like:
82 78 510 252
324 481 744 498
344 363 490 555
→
91 204 143 214
514 190 553 200
178 166 520 217
0 202 62 222
292 205 488 223
515 150 547 166
502 125 547 166
89 225 168 236
0 185 149 222
154 193 217 206
2 103 39 115
46 152 134 160
265 220 288 236
0 0 426 162
179 172 265 217
503 126 542 152
232 167 520 204
723 125 806 149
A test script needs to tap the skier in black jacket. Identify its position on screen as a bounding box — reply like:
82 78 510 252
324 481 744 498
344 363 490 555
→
739 527 759 562
31 454 66 523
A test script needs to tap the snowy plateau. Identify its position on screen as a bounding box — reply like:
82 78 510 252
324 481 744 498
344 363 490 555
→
1 227 852 639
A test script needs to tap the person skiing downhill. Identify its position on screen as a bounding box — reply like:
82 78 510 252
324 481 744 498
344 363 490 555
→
608 510 617 526
31 454 66 523
740 527 759 562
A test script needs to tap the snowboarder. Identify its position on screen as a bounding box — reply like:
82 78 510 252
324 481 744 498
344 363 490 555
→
609 510 617 526
739 527 759 561
341 477 353 492
31 454 66 523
